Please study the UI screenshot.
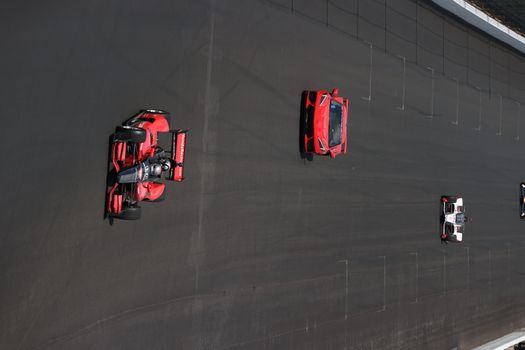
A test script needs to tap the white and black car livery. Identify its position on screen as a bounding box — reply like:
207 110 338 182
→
440 196 466 243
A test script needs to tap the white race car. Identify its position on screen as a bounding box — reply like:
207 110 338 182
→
440 196 466 243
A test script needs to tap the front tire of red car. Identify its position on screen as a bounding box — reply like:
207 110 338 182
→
115 126 147 143
116 205 142 220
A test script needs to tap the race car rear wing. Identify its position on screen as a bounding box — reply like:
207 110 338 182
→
167 130 188 182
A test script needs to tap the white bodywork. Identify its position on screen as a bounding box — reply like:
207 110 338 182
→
442 197 464 242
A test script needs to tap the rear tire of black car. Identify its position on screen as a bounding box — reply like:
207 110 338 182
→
117 205 142 220
114 126 147 143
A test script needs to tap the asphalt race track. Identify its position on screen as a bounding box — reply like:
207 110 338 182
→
2 0 525 349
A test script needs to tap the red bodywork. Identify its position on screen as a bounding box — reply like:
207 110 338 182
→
303 88 349 158
107 110 187 217
111 113 169 173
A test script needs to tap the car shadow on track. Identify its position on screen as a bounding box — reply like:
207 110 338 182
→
299 91 313 162
103 133 116 225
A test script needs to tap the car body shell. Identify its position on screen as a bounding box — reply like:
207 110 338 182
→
440 196 465 242
302 89 349 158
108 110 187 218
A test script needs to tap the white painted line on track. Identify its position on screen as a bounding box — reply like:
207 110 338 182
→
338 259 349 320
497 95 503 136
443 253 447 295
507 244 511 282
452 77 459 125
426 67 435 118
378 255 386 312
396 54 406 111
488 249 492 285
202 3 215 154
516 101 521 141
193 0 216 272
475 86 482 131
338 257 349 350
362 41 373 102
410 252 419 303
195 264 199 293
466 247 470 290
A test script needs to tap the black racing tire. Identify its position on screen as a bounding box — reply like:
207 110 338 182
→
116 205 142 220
144 109 169 115
114 126 147 143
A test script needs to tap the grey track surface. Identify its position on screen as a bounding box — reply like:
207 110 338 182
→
2 0 525 349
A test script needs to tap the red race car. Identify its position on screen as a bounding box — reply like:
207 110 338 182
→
301 88 349 158
107 109 188 220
